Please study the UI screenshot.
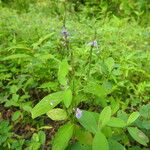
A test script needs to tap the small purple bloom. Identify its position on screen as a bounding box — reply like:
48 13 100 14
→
61 26 68 37
75 108 82 119
88 40 98 48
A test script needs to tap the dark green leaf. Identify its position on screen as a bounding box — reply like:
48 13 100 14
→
52 122 74 150
107 117 126 128
92 131 109 150
127 127 149 146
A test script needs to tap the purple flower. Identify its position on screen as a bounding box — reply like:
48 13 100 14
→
88 40 98 48
75 108 82 119
61 26 68 37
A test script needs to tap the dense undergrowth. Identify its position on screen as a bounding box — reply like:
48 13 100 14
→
0 0 150 150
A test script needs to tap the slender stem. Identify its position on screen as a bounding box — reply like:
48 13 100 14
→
87 46 93 79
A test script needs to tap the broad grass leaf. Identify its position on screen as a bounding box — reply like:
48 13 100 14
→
58 59 69 85
47 108 67 121
52 122 74 150
107 117 126 128
92 131 109 150
32 33 55 49
127 127 149 146
108 139 126 150
98 106 111 128
2 54 31 60
63 89 72 108
31 91 64 119
127 112 140 125
78 110 99 134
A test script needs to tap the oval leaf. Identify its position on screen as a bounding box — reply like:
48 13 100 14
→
108 139 126 150
47 108 67 121
92 131 109 150
127 127 149 146
127 112 140 125
98 106 111 128
52 122 74 150
78 110 99 134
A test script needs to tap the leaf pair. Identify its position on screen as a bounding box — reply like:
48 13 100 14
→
31 89 72 119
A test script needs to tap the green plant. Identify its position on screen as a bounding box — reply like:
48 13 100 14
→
0 1 149 149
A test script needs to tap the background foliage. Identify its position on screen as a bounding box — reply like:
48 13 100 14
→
0 0 150 149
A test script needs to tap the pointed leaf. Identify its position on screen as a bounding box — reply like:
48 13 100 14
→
63 89 72 108
52 122 74 150
98 106 111 128
92 131 109 150
58 59 69 85
105 57 115 72
31 91 64 119
127 112 140 125
127 127 149 146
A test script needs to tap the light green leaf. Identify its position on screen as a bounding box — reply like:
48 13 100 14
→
47 108 68 121
58 59 69 85
92 131 109 150
98 106 111 128
12 111 22 121
63 89 72 108
78 110 98 134
127 127 149 146
52 122 74 150
38 126 52 130
127 112 140 125
107 117 126 128
110 99 119 115
31 91 64 119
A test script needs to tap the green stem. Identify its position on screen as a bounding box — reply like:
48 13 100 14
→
87 46 93 79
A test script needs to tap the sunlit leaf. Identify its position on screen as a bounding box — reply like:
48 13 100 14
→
47 108 68 121
127 112 140 125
